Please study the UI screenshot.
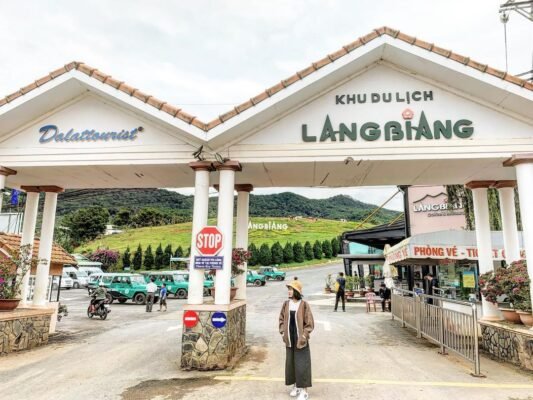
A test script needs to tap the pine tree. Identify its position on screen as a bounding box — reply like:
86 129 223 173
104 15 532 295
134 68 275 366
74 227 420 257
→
283 242 294 264
144 245 154 270
154 243 164 270
174 246 184 257
248 243 258 266
186 246 191 257
258 243 272 266
322 239 333 259
293 242 305 263
271 242 284 265
132 244 142 270
304 241 314 261
313 240 323 260
164 244 173 268
331 238 339 257
122 246 131 270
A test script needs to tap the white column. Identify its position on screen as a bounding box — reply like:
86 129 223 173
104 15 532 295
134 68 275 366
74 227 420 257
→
468 182 502 321
496 182 520 264
215 162 240 305
235 185 252 300
515 162 533 321
188 162 212 305
32 191 59 307
0 174 5 211
19 191 40 305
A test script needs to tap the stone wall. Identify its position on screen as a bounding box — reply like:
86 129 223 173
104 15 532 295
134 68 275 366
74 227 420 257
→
181 301 246 370
480 321 533 371
0 309 53 356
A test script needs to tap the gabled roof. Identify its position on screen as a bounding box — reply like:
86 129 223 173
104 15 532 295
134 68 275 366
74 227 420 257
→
0 232 76 268
1 26 531 133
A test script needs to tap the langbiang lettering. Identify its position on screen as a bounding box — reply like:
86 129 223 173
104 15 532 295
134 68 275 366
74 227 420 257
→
38 125 142 144
301 112 474 143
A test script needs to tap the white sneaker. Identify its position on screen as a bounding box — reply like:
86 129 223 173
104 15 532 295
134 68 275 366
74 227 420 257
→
289 386 301 397
297 391 309 400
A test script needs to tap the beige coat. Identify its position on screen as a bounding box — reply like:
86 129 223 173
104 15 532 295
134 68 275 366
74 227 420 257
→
279 300 315 349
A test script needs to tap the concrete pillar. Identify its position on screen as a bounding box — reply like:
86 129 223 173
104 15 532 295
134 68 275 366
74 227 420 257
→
214 161 241 305
505 155 533 324
187 161 213 305
32 189 62 306
495 181 521 264
0 167 17 212
466 181 502 321
235 184 253 300
19 190 40 305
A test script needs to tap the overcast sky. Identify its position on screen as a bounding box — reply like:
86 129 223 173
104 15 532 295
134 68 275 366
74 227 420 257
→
1 1 531 211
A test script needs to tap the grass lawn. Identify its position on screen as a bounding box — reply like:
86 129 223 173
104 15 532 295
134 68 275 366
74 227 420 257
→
77 217 369 253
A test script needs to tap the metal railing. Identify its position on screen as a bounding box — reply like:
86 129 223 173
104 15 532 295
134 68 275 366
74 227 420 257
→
391 288 482 377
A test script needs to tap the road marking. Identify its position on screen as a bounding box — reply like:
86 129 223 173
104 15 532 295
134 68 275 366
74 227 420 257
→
314 320 331 331
213 376 533 389
166 326 182 332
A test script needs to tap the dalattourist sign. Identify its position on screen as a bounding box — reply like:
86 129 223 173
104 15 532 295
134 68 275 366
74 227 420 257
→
38 125 143 144
301 91 474 143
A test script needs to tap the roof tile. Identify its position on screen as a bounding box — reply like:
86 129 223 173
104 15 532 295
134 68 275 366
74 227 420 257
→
504 74 524 86
191 119 208 131
77 63 96 76
0 98 7 107
160 103 180 116
396 32 416 45
360 30 380 44
235 99 254 114
6 91 22 103
486 66 507 79
132 89 150 102
105 76 123 89
282 73 301 88
525 81 533 91
374 26 386 35
35 75 52 87
219 108 238 122
449 52 469 65
20 82 38 94
329 48 348 62
207 119 223 130
314 56 332 70
413 38 433 51
147 96 165 109
343 38 364 53
266 82 285 97
467 60 488 72
118 83 135 96
250 91 269 105
431 44 452 58
49 66 67 79
177 110 196 124
92 70 109 83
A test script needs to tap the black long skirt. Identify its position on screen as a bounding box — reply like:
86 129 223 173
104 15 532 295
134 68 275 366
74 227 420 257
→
285 344 312 388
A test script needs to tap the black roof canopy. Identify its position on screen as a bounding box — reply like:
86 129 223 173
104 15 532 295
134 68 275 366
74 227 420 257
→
342 220 406 250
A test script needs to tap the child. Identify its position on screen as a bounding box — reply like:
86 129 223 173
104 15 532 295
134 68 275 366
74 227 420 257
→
158 283 168 312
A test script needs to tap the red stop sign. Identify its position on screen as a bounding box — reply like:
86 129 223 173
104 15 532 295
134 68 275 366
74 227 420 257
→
196 226 224 256
183 310 199 328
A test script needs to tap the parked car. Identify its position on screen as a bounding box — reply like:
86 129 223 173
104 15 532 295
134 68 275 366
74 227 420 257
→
78 266 104 276
52 272 73 290
142 271 214 299
64 266 89 289
258 266 286 281
246 270 267 286
88 273 158 304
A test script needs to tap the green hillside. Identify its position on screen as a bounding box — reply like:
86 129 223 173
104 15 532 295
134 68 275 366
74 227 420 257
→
77 217 365 254
55 188 399 224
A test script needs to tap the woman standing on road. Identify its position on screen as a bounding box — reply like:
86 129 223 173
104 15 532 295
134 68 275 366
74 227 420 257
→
279 280 314 400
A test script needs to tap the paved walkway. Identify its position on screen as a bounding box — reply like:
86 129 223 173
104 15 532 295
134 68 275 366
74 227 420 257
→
1 263 532 399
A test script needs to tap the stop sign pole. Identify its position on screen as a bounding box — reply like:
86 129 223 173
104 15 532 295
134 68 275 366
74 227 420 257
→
194 226 224 270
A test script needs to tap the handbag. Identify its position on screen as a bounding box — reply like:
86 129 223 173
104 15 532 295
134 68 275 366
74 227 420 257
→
334 281 340 293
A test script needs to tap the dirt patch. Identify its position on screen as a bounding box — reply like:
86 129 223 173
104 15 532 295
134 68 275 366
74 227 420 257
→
48 329 97 345
242 346 268 364
121 377 221 400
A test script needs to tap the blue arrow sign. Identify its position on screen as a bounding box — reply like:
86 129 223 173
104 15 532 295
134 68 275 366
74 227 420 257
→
211 312 227 328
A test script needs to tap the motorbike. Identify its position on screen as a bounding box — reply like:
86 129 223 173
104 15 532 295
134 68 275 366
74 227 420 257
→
87 298 111 320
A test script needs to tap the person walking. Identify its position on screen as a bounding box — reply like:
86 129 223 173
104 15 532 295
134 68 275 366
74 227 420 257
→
334 272 346 312
158 283 167 312
146 278 158 312
279 280 314 399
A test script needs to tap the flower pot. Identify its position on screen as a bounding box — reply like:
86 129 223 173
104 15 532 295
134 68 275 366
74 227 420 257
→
0 299 20 311
209 287 238 301
499 308 522 324
516 311 533 327
345 291 355 298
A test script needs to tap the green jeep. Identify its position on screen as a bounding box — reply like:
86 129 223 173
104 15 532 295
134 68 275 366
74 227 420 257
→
142 271 214 299
258 266 286 281
247 270 267 286
88 273 158 305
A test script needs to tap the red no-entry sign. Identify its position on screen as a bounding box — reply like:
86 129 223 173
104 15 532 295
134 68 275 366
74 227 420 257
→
196 226 224 256
183 310 199 328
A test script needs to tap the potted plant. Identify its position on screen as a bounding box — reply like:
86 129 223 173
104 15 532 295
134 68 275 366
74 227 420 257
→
345 275 355 298
210 248 249 301
509 261 532 327
364 275 374 293
324 274 333 293
480 268 519 323
0 244 39 311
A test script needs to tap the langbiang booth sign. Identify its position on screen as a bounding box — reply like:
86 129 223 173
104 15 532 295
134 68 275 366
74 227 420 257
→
301 90 474 143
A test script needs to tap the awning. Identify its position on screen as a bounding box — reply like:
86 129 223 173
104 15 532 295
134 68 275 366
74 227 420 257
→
342 220 406 250
384 230 525 265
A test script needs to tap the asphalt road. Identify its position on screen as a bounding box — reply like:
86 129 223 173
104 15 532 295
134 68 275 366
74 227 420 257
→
1 262 532 400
